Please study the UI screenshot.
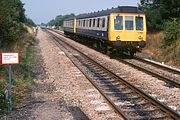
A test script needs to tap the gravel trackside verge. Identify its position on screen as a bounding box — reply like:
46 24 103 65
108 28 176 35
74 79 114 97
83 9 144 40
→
0 29 122 120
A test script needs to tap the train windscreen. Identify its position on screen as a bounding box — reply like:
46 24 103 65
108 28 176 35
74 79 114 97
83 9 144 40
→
114 16 123 30
136 17 143 31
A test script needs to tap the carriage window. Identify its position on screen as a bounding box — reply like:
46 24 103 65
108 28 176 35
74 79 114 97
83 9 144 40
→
93 19 96 27
125 16 134 30
114 16 123 30
89 19 92 27
83 20 85 27
97 18 100 27
85 20 87 27
86 20 89 27
87 20 89 27
102 18 105 28
136 17 143 31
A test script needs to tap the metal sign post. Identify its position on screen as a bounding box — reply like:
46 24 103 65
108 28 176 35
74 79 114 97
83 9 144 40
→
1 52 20 112
8 65 12 112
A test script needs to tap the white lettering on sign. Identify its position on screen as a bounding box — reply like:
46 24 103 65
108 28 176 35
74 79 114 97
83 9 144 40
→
2 53 20 64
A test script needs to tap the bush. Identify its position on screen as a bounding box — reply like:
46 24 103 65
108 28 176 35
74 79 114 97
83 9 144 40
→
164 19 180 45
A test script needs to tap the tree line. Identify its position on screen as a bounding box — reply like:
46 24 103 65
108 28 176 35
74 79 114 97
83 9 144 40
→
47 14 75 28
139 0 180 31
139 0 180 45
0 0 35 49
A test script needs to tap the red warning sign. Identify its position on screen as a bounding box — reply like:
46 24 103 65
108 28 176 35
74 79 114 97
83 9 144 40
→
1 52 20 64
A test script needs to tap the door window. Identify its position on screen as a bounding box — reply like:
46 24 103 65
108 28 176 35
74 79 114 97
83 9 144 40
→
125 16 134 30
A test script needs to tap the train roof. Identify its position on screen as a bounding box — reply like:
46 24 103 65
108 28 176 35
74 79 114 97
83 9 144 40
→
64 6 144 21
76 6 144 19
65 17 75 21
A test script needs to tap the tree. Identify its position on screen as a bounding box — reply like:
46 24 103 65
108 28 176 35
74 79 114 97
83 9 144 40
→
138 0 180 31
0 0 30 49
26 18 36 26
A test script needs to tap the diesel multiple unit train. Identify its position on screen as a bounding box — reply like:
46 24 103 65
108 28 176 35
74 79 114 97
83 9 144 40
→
63 6 147 56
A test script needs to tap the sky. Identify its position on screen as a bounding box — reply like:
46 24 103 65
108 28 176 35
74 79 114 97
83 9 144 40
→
21 0 140 24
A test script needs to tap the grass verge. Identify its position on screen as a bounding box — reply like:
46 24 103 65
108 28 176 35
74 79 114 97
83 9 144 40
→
0 28 35 114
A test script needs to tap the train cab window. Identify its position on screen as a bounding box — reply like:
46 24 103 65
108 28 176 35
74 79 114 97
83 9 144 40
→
97 18 100 27
93 19 95 27
114 16 123 30
102 18 105 28
136 17 143 31
89 19 92 27
125 16 134 30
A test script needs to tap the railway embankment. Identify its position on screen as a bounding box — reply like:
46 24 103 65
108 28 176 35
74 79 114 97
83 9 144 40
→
138 22 180 68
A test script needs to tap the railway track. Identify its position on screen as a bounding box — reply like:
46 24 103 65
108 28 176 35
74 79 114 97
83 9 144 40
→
45 29 180 120
117 57 180 88
134 56 180 75
50 28 180 88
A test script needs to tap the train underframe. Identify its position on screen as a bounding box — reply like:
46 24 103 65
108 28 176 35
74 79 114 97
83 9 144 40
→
64 31 145 56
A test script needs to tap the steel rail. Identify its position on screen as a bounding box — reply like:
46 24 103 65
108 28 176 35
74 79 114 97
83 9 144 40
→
117 58 180 88
134 56 180 75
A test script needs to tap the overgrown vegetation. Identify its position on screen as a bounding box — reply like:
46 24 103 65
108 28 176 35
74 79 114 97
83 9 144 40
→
0 0 36 114
139 0 180 31
139 0 180 66
164 19 180 46
0 33 35 114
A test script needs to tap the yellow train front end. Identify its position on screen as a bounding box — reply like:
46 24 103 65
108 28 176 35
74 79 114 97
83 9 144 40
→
108 13 146 54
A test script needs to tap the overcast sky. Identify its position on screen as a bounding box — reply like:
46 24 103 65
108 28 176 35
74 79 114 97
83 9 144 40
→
21 0 140 24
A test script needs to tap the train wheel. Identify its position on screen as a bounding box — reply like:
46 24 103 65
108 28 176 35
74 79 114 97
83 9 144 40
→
99 41 107 53
129 51 135 58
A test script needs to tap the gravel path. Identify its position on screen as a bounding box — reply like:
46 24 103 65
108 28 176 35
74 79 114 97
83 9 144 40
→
0 29 122 120
49 30 180 113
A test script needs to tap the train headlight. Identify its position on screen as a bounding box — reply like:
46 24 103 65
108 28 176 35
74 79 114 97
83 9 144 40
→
138 36 143 40
116 36 120 40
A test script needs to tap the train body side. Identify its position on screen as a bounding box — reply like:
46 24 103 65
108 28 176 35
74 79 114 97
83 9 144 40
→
75 16 108 40
63 17 76 34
